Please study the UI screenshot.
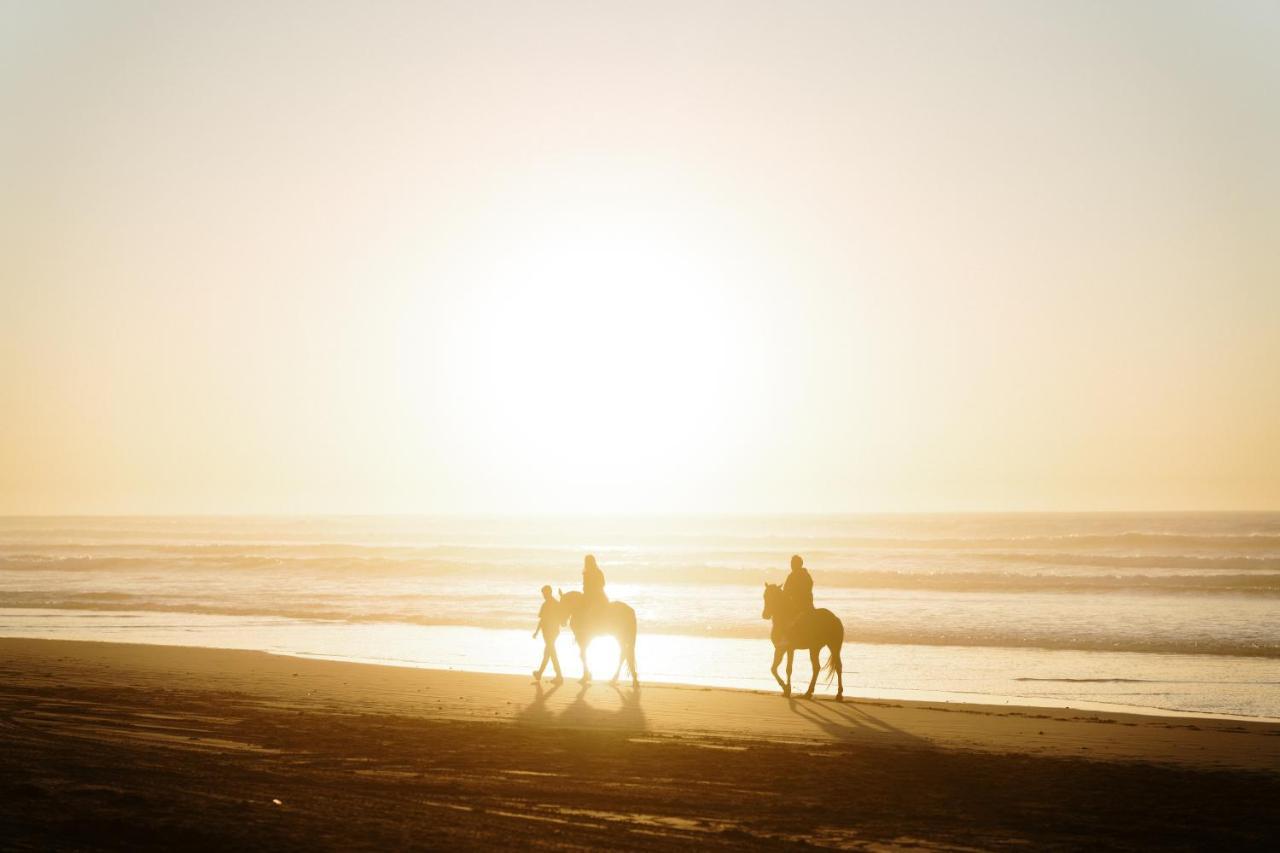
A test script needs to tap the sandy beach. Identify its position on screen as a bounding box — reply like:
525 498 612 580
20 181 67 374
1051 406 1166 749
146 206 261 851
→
2 638 1277 850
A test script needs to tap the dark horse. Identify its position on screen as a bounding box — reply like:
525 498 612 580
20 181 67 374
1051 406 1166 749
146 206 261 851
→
558 590 639 687
761 583 844 699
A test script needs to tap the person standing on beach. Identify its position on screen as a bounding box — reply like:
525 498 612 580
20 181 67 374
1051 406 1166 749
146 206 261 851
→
532 585 564 683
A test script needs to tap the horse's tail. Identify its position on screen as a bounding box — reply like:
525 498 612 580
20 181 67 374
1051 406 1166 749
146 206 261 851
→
617 603 638 679
624 604 638 643
820 615 844 686
821 647 841 685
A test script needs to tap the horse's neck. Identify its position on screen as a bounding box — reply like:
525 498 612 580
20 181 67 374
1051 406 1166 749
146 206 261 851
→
771 599 795 623
769 602 795 633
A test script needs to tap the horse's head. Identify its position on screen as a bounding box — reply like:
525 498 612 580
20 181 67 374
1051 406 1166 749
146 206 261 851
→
762 583 785 620
558 589 585 625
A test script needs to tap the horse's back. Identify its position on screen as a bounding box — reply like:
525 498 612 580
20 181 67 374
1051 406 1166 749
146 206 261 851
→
609 600 637 640
571 599 636 643
790 607 843 649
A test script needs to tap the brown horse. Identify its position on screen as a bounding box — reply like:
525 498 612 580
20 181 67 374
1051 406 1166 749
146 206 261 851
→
558 589 639 687
761 582 844 699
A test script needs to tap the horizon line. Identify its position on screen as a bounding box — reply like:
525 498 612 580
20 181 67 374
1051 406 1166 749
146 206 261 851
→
2 509 1279 519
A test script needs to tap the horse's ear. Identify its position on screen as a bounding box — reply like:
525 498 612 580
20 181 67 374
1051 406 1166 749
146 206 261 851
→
557 587 563 598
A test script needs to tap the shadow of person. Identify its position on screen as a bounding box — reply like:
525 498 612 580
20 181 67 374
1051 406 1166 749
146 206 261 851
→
515 680 563 725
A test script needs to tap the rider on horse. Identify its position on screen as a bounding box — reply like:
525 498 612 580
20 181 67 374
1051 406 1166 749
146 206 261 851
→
583 554 607 604
783 554 813 610
581 554 608 628
563 554 639 686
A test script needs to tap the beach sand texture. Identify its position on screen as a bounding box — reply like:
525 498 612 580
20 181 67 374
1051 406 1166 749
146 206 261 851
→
2 638 1277 850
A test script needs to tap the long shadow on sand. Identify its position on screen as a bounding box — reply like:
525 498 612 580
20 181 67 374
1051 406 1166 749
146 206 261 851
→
515 681 564 725
785 696 925 747
519 682 646 732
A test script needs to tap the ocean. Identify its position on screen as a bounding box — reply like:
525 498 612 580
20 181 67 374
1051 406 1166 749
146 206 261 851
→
2 513 1278 718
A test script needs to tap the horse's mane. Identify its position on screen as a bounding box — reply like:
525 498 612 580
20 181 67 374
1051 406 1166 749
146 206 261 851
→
557 589 583 625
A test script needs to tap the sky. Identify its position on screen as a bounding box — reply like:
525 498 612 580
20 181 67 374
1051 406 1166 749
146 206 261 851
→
2 1 1278 514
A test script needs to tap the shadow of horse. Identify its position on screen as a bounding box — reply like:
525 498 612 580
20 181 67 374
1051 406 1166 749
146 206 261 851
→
559 683 645 731
785 696 925 747
518 681 646 733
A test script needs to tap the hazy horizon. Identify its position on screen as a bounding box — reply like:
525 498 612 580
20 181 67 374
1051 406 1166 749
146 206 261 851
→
2 509 1280 519
4 1 1278 515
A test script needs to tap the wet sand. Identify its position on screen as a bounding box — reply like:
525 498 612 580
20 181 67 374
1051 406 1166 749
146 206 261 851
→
2 638 1277 850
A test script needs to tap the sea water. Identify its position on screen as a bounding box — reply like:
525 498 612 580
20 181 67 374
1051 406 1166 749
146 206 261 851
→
2 514 1277 717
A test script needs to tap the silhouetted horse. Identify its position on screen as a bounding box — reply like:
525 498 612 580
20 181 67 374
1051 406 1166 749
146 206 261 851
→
761 583 844 699
558 589 639 687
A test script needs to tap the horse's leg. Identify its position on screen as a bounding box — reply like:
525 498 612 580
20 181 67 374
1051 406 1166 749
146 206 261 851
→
627 642 639 687
610 635 624 684
769 646 786 692
784 650 794 698
833 643 843 701
804 648 820 698
579 636 592 684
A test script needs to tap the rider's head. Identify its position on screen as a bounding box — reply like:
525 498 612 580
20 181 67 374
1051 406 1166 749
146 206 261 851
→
540 584 553 600
584 554 598 572
791 554 804 571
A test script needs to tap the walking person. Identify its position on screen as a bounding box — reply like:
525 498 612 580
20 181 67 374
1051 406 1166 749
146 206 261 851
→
532 585 564 684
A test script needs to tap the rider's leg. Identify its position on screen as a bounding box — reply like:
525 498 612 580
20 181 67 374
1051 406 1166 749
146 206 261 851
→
534 647 549 680
549 644 563 681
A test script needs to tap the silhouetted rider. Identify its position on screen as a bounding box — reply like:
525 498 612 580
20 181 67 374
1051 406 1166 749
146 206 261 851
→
784 554 814 611
583 554 608 606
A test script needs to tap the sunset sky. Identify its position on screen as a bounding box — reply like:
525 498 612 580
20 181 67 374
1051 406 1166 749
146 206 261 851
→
3 1 1278 514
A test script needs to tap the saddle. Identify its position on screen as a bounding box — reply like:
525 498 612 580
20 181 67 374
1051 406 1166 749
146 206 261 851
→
780 607 821 648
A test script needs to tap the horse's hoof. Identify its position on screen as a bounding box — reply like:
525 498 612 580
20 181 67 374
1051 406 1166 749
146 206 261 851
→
835 691 844 702
782 689 791 698
804 692 814 699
